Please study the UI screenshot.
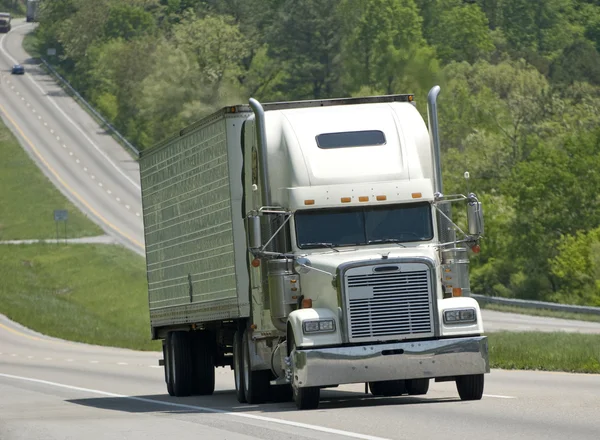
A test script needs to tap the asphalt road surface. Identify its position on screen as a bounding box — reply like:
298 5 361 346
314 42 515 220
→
1 315 599 440
0 20 145 255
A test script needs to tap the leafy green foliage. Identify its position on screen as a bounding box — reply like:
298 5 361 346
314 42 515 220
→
29 0 600 306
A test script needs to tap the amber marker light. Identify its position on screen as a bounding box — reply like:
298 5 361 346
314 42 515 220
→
359 196 369 202
251 258 261 267
412 192 422 199
341 197 351 203
304 199 315 205
302 298 313 308
376 195 387 201
452 288 463 297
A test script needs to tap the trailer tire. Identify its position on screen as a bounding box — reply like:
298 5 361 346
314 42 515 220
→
456 374 484 401
190 331 215 395
289 337 320 410
162 339 174 396
169 331 193 397
242 329 270 404
405 378 430 396
368 380 406 397
233 330 246 403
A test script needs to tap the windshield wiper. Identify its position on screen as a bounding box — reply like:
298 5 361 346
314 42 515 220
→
302 242 340 252
367 238 406 247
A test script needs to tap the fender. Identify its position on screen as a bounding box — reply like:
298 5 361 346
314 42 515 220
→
287 308 342 349
438 296 485 336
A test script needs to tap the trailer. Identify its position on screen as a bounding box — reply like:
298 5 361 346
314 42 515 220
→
139 86 489 409
26 0 38 22
0 12 11 32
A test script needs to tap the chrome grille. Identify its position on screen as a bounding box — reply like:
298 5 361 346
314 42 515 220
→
344 263 433 342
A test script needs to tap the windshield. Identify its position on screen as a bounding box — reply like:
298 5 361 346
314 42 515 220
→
295 202 433 249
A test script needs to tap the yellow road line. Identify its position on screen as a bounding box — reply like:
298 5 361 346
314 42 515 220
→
0 321 70 345
0 101 144 250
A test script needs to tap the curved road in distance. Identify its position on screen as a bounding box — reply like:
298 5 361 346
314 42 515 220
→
1 315 599 440
0 19 144 255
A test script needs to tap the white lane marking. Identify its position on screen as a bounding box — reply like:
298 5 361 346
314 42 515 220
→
44 357 52 361
117 362 128 366
107 190 112 195
0 31 140 191
484 394 516 399
69 152 73 156
98 182 103 187
125 205 130 210
56 136 60 141
116 197 121 202
32 108 35 112
89 361 99 364
0 373 391 440
37 115 41 119
148 365 161 369
76 159 80 164
62 144 67 148
43 122 47 126
15 91 19 95
136 212 140 217
27 356 33 359
83 167 88 171
26 103 30 107
66 359 74 362
20 97 24 101
91 175 95 180
10 354 17 357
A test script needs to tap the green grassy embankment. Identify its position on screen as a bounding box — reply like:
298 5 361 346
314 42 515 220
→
488 332 600 373
0 102 159 350
481 302 600 323
0 114 103 240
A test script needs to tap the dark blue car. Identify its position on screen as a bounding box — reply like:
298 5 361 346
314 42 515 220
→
11 64 24 75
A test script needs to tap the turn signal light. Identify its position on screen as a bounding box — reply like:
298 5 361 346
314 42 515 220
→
301 298 313 308
251 258 261 267
452 287 463 297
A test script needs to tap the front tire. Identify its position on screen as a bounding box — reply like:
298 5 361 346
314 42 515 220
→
405 378 429 396
369 380 406 397
456 374 484 400
289 336 320 410
242 329 271 404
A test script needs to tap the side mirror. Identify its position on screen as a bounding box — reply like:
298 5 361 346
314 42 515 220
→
467 199 484 236
247 215 262 250
294 257 312 274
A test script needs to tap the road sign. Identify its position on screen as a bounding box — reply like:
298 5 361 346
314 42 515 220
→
53 209 68 221
47 48 56 56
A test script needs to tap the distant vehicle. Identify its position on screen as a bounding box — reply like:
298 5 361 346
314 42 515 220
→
26 0 39 23
11 64 24 75
0 12 11 32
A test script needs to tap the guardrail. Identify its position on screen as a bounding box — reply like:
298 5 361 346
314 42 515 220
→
39 57 140 158
472 294 600 316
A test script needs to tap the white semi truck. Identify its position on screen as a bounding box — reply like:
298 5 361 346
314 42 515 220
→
26 0 38 23
139 86 489 410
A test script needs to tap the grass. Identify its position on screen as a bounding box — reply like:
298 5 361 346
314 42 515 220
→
488 332 600 374
0 117 103 240
0 243 159 351
480 302 600 323
22 32 39 58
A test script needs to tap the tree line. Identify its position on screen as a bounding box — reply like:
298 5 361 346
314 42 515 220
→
32 0 600 306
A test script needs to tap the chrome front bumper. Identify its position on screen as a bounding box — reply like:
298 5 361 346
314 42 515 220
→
292 336 489 388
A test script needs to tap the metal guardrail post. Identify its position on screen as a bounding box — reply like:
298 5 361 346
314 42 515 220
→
39 57 140 158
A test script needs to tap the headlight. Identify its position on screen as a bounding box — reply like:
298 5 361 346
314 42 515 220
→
443 308 477 324
302 319 336 334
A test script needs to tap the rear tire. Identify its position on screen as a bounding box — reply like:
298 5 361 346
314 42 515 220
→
405 378 429 396
289 336 320 410
233 330 246 403
162 339 174 396
242 329 271 404
169 331 194 397
456 374 484 401
190 331 215 395
369 380 406 397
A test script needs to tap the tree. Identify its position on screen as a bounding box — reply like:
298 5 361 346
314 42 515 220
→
264 0 343 99
430 3 494 64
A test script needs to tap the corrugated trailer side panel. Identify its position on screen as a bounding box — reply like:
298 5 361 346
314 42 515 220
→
139 111 251 330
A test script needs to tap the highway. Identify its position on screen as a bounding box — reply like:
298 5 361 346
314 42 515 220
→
1 314 599 440
0 20 145 255
0 20 599 440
